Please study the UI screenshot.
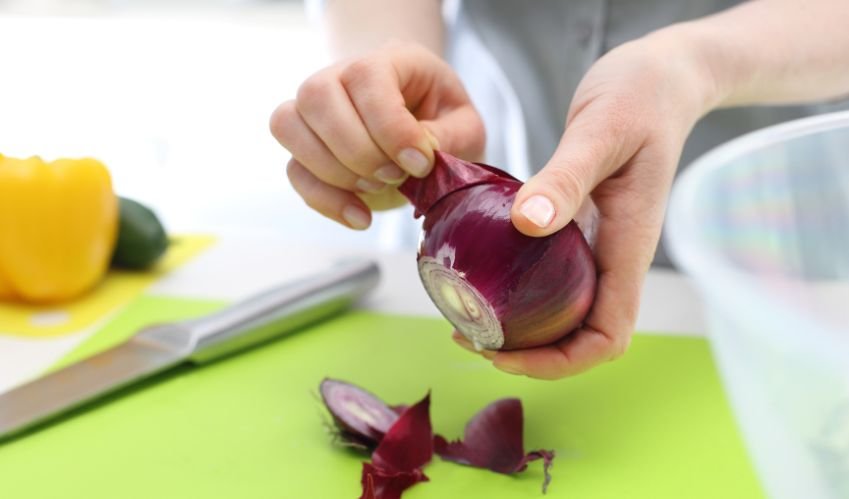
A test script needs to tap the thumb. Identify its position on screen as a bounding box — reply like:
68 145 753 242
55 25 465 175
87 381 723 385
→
511 110 637 237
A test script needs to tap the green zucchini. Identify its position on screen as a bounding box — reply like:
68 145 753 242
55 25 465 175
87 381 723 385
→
111 197 169 269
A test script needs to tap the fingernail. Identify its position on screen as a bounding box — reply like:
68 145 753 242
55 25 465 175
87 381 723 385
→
355 177 385 193
342 205 370 230
480 350 497 360
494 362 523 375
424 128 441 150
519 195 555 228
374 164 406 184
397 148 431 177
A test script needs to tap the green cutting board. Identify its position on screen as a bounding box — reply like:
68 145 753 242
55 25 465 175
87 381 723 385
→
0 299 764 499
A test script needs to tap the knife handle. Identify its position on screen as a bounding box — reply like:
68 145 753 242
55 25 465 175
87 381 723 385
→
177 259 380 363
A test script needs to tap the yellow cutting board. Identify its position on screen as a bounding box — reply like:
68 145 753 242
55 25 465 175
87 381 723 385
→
0 235 214 337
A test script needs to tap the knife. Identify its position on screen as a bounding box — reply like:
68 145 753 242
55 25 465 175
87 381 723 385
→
0 258 380 440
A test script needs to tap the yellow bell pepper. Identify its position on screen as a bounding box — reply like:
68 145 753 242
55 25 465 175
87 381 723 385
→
0 154 118 303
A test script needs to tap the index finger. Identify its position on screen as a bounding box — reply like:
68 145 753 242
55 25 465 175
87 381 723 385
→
340 43 482 175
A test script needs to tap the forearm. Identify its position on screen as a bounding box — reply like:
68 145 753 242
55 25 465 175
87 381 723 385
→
323 0 444 60
660 0 849 109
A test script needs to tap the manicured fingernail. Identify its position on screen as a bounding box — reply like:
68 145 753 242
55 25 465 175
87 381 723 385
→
519 195 555 228
397 148 430 177
374 164 406 184
342 205 370 230
355 177 385 193
494 362 523 375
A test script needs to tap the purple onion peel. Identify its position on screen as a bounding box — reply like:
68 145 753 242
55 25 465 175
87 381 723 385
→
320 378 399 449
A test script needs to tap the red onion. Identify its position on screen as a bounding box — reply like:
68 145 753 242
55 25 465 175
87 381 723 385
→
320 378 400 449
399 152 597 351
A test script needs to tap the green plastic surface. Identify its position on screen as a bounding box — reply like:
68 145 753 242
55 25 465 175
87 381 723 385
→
0 302 764 498
48 295 226 373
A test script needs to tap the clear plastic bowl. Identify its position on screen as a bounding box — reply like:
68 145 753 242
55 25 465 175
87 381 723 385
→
666 111 849 499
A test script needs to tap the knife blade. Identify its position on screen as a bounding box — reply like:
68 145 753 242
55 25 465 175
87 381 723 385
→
0 258 380 440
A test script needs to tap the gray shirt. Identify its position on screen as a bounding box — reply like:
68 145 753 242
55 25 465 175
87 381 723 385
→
448 0 849 265
308 0 848 258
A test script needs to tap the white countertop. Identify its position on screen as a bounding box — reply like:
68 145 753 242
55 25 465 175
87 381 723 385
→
0 234 707 393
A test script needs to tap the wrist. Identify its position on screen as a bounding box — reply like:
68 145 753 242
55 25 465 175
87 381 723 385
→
640 22 737 117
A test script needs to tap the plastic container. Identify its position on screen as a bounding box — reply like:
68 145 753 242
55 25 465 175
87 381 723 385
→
666 111 849 499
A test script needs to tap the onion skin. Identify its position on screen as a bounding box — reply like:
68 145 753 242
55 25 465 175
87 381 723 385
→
399 152 519 218
400 152 597 351
433 398 555 493
360 392 433 499
318 379 559 496
320 378 400 449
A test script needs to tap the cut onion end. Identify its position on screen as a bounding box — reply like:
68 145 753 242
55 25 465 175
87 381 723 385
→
320 378 399 447
418 257 504 351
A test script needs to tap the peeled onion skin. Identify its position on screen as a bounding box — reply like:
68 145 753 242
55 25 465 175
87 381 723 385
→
401 152 597 351
433 398 555 493
320 378 400 449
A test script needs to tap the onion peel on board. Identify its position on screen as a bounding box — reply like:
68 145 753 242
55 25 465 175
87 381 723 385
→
359 464 428 499
319 379 558 497
358 392 433 499
371 392 433 472
434 398 555 493
320 378 400 450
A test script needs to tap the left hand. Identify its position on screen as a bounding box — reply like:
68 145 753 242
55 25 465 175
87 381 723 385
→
454 29 720 379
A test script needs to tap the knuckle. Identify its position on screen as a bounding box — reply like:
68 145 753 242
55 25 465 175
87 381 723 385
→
546 166 587 205
374 119 420 153
288 165 346 218
462 115 487 158
598 96 646 152
285 160 307 191
335 143 380 174
607 333 632 361
297 180 324 212
287 161 318 202
604 99 639 135
296 74 334 112
269 101 298 144
317 164 360 190
303 194 323 213
339 57 381 89
577 128 618 166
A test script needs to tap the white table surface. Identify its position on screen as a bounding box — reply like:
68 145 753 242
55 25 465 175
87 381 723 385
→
0 234 707 393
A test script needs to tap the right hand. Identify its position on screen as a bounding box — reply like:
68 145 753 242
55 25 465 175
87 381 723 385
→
269 42 485 230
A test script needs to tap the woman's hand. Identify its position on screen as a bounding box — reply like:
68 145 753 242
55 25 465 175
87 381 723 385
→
269 42 484 230
455 31 720 379
478 0 849 379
